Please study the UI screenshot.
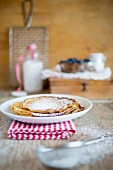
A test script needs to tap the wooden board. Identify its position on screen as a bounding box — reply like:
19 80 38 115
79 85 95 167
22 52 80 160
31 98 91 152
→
0 92 113 170
0 0 113 88
49 78 113 99
9 26 48 87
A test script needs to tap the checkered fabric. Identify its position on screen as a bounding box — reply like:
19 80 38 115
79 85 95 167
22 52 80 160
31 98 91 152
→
8 120 77 140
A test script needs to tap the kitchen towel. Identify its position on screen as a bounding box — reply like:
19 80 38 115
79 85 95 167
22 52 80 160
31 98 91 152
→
8 120 76 140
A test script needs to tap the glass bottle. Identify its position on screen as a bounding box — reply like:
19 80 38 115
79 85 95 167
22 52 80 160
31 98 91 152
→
23 44 43 93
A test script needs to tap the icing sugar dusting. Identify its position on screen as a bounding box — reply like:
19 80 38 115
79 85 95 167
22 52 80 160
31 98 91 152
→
28 98 73 111
78 124 112 139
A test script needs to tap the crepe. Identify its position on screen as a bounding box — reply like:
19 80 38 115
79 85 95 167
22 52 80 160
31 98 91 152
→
11 102 33 117
11 96 85 117
22 96 81 113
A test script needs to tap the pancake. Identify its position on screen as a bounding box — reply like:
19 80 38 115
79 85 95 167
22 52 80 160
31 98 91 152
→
11 102 82 117
11 96 85 117
22 96 80 113
11 102 33 117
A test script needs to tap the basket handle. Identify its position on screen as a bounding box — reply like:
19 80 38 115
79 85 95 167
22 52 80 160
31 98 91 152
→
22 0 34 28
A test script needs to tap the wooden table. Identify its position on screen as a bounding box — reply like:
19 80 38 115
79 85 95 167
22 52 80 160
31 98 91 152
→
0 90 113 170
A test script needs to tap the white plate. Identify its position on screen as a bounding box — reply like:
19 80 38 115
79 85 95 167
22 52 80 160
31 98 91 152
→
0 94 92 124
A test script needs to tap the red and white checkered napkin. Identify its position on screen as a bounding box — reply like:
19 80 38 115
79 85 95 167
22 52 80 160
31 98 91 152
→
8 120 77 140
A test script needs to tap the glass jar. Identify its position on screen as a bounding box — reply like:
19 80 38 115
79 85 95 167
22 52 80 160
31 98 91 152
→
87 53 106 72
23 44 43 93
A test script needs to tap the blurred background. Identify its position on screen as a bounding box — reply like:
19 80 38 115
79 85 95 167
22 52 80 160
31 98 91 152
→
0 0 113 90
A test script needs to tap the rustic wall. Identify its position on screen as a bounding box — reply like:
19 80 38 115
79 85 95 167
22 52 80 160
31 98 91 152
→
0 0 113 89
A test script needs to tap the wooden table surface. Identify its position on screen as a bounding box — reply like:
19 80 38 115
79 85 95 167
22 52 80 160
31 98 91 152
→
0 90 113 170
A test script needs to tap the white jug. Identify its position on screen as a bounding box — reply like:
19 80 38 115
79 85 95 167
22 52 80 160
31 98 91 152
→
87 53 106 72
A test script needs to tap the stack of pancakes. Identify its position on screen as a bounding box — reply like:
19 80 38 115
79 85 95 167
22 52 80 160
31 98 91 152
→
11 96 85 117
